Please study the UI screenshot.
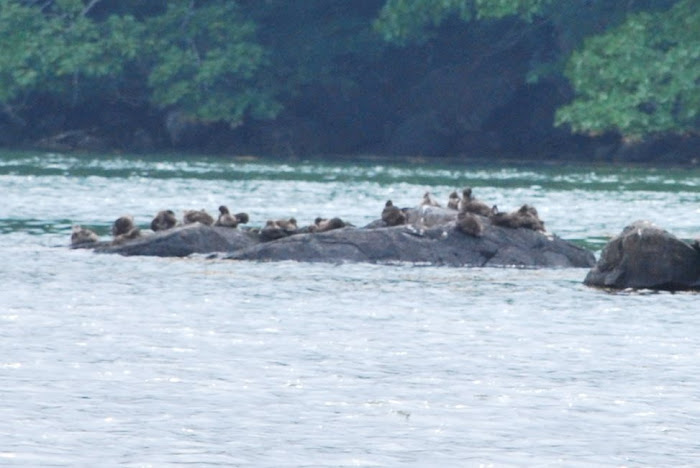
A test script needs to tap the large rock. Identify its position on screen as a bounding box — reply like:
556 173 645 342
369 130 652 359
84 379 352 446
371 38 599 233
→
86 211 595 268
584 220 700 291
94 223 259 257
224 222 593 268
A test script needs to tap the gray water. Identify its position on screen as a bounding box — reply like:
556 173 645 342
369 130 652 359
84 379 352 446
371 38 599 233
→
1 151 699 466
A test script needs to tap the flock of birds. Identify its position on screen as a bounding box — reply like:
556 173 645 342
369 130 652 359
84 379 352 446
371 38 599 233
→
382 187 545 237
70 188 545 247
70 204 349 247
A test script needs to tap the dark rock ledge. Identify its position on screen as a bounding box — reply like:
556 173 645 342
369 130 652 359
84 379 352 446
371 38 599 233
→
584 220 700 291
93 223 258 257
86 207 595 269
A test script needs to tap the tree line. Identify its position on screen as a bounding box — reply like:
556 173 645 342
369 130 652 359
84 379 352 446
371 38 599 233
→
0 0 697 155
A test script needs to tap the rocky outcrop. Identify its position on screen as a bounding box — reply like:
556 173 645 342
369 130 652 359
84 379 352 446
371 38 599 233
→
224 222 594 268
584 220 700 291
93 223 259 257
89 208 595 268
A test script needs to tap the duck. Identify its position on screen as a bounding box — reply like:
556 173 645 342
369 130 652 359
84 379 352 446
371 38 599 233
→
456 211 484 237
490 204 545 232
447 191 461 210
150 210 177 232
310 217 347 233
234 212 249 225
421 191 441 208
183 209 214 226
276 217 298 232
215 205 239 228
381 200 407 226
70 225 99 246
515 204 545 231
111 215 141 243
458 187 492 217
112 215 136 237
260 217 297 241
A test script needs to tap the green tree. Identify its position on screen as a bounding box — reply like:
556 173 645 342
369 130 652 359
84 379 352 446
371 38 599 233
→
245 0 385 92
556 0 700 138
375 0 697 138
0 0 385 129
374 0 550 45
0 0 282 127
0 0 137 106
143 1 279 126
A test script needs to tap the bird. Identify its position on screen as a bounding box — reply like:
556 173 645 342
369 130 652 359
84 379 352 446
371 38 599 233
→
490 204 545 231
215 205 239 228
381 200 407 226
70 225 99 246
311 217 346 233
447 191 461 210
458 187 492 216
150 209 177 232
421 191 441 207
260 217 297 241
234 212 249 225
276 217 298 232
183 209 214 226
111 215 141 243
112 215 136 237
456 211 484 237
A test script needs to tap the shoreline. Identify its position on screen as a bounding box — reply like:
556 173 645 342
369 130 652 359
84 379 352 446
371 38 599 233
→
3 145 699 169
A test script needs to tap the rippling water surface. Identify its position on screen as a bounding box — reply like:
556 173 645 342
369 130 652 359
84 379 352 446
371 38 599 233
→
1 151 699 466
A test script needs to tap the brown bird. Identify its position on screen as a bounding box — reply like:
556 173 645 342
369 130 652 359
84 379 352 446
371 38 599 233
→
456 211 484 237
112 215 136 237
261 217 297 241
215 205 239 228
490 204 545 232
311 217 346 233
447 191 461 210
234 212 249 225
276 217 298 232
151 210 177 232
71 225 99 246
183 209 214 226
421 191 441 207
381 200 407 226
458 187 491 217
111 215 141 243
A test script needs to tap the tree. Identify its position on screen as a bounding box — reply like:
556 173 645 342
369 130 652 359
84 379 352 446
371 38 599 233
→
0 0 386 130
555 0 700 138
143 1 279 126
374 0 697 139
0 0 136 106
374 0 550 45
0 0 282 127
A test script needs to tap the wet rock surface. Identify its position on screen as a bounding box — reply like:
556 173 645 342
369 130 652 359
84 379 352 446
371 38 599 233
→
224 222 594 268
88 207 595 269
584 220 700 291
93 224 259 257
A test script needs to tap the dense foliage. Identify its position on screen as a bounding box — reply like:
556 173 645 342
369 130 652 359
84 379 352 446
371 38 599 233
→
555 0 699 138
374 0 551 44
0 0 697 149
0 0 281 126
375 0 696 138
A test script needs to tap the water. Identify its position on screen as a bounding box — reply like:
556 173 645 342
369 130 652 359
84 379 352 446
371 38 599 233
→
1 150 699 466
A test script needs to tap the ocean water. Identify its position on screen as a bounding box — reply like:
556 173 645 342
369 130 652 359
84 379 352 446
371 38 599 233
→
1 151 699 466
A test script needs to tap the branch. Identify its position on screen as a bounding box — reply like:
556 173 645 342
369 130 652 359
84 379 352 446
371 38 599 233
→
34 0 54 12
81 0 102 17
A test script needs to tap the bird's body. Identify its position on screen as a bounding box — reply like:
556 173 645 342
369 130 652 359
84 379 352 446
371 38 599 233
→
381 200 407 226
